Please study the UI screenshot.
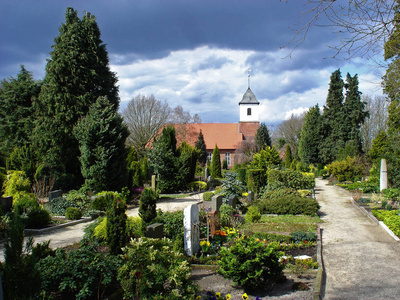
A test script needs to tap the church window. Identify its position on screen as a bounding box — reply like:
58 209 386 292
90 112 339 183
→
247 108 252 116
225 153 231 166
207 152 212 162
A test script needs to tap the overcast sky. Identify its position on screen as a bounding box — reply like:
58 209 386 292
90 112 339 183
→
0 0 385 124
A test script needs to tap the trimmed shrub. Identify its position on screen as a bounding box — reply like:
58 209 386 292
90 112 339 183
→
65 207 82 220
267 169 315 190
187 181 208 191
256 194 320 216
92 191 121 211
13 192 38 215
236 168 247 185
247 169 266 193
290 230 318 243
27 207 51 228
326 156 365 182
106 194 128 255
297 189 312 197
153 210 184 240
203 191 214 201
139 188 157 224
93 216 145 243
245 206 261 223
217 237 284 291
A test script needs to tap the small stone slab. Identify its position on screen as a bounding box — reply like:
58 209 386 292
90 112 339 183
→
146 223 164 239
49 190 62 201
211 195 222 211
209 210 220 236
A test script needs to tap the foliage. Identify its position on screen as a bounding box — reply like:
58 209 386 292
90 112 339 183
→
255 122 272 151
372 209 400 237
290 230 318 243
26 207 52 228
195 129 208 166
285 144 293 168
188 181 208 191
211 145 222 178
220 204 237 228
65 207 83 220
48 196 78 216
91 216 145 243
217 236 284 291
139 187 158 224
245 206 261 223
1 213 41 299
153 210 184 240
33 8 119 187
2 170 30 197
203 191 214 201
340 181 379 193
118 237 197 300
326 156 365 182
252 146 281 171
382 188 400 201
8 145 37 181
38 244 122 299
256 193 320 216
0 66 40 156
246 169 266 193
298 104 322 165
177 141 200 186
297 189 312 197
92 190 121 211
267 169 315 190
74 96 129 192
106 193 128 255
221 172 245 204
368 131 391 161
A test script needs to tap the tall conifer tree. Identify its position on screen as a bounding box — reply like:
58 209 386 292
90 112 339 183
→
255 122 272 151
195 130 207 166
211 145 222 178
298 105 322 165
33 8 119 185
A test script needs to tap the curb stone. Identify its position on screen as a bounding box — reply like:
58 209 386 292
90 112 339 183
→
24 217 92 235
313 225 324 300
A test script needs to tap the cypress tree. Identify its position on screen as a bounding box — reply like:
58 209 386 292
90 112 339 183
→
0 66 40 156
106 194 128 255
298 105 322 165
33 8 119 185
73 96 129 192
285 144 293 168
195 130 207 166
255 122 272 151
211 145 222 178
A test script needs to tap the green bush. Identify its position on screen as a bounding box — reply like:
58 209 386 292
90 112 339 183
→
66 190 91 212
290 230 318 243
38 245 121 299
217 236 284 291
187 181 208 191
153 210 184 240
13 192 38 215
267 169 315 190
106 193 128 255
245 206 261 223
250 232 292 243
220 204 236 227
203 191 214 201
247 169 266 193
48 196 77 216
139 188 158 224
92 216 145 243
27 207 51 228
372 209 400 237
236 168 247 185
118 237 197 299
65 207 82 220
326 156 365 182
297 189 312 197
344 181 379 193
382 188 400 201
92 191 121 211
256 194 320 216
2 170 31 197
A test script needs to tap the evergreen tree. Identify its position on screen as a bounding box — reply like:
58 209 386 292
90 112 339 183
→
285 144 293 168
33 8 119 185
106 194 128 255
73 96 129 192
343 73 368 152
319 69 345 164
195 130 207 166
0 66 40 156
210 145 222 178
255 122 272 151
177 141 200 185
298 105 322 164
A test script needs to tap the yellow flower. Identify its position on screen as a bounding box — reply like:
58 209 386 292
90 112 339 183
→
256 238 260 242
225 294 231 300
242 293 249 300
216 292 221 299
196 296 201 300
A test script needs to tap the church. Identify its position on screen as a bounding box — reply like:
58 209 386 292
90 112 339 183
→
175 79 261 168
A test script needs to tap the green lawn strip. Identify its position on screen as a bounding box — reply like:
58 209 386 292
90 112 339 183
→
159 193 190 199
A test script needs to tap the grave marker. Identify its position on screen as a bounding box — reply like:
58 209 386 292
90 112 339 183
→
146 223 164 239
184 204 200 256
228 194 238 208
49 189 62 201
209 210 220 236
211 195 223 211
380 158 388 192
151 175 156 191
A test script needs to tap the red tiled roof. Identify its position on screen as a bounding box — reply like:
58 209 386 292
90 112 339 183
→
175 123 244 150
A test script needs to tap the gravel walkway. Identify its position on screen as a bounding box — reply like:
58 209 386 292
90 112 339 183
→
316 178 400 299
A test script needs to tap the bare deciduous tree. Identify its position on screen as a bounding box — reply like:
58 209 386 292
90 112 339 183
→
122 94 171 154
168 105 202 142
275 112 306 156
286 0 396 59
360 94 389 153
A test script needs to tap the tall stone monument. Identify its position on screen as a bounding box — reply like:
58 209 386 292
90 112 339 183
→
183 204 200 256
380 158 388 192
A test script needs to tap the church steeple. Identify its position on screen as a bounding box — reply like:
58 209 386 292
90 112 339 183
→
239 70 260 122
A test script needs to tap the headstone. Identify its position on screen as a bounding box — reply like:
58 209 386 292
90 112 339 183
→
248 191 253 203
380 159 388 192
0 196 12 213
146 223 164 239
211 195 223 211
151 175 156 191
209 210 220 236
228 194 238 208
49 189 62 201
184 204 200 256
205 167 208 179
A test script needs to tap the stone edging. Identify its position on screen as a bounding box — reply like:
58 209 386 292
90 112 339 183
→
313 225 324 300
24 217 92 235
350 197 400 242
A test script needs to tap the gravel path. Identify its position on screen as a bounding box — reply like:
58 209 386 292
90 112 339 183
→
316 178 400 299
0 193 203 261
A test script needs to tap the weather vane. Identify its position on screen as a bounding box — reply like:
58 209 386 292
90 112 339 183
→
248 69 251 88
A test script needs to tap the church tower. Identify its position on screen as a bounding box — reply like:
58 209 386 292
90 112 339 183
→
238 71 260 139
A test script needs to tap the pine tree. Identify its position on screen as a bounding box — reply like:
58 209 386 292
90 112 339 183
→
73 97 129 192
285 144 293 168
0 66 40 156
319 69 345 164
106 194 128 255
211 145 222 178
195 130 207 166
33 8 119 185
298 105 322 165
255 122 272 151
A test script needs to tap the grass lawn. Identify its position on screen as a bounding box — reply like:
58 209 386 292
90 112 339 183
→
159 193 190 199
242 214 321 234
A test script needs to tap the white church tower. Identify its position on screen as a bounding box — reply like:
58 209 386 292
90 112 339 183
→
239 71 260 122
